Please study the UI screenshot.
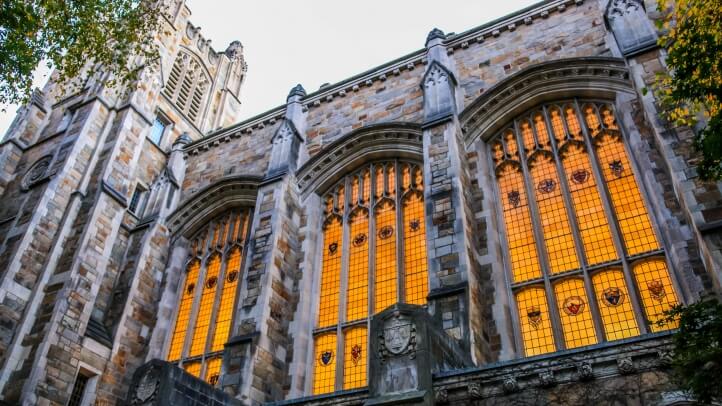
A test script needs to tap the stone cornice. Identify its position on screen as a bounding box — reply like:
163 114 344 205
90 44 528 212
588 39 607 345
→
295 123 423 199
460 57 633 146
167 175 261 239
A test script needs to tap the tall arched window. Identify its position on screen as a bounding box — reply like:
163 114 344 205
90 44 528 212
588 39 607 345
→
313 160 429 394
166 209 251 385
490 100 680 357
164 51 211 124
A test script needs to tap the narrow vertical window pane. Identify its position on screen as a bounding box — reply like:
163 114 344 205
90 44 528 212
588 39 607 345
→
313 333 337 395
347 211 369 322
594 134 660 256
497 165 541 282
560 144 618 265
633 258 679 331
67 374 89 406
205 357 222 386
516 287 556 356
318 218 342 327
149 118 166 145
212 248 242 351
403 192 429 305
592 269 640 340
190 255 221 356
374 201 397 313
553 278 597 349
343 327 367 390
168 260 200 360
529 155 580 274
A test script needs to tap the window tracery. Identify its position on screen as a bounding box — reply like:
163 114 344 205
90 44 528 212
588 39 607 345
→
166 208 251 385
491 100 679 357
313 160 428 394
164 51 210 124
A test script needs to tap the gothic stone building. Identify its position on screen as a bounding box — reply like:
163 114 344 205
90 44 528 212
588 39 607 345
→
0 0 720 405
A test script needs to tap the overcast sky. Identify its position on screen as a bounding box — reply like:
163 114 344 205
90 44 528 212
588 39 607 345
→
0 0 539 136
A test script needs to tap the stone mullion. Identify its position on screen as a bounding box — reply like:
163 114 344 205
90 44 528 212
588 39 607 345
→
542 105 606 345
368 164 378 318
182 222 215 363
202 242 231 375
573 100 649 334
335 177 351 391
394 160 405 304
512 119 566 351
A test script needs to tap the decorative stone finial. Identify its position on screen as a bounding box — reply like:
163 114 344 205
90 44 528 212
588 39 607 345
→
426 28 446 47
225 40 243 59
287 84 307 100
173 132 192 146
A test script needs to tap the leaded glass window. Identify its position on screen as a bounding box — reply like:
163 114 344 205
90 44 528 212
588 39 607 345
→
313 160 429 394
490 100 680 357
167 209 251 385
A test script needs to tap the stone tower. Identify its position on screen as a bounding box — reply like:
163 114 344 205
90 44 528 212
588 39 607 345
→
0 1 246 404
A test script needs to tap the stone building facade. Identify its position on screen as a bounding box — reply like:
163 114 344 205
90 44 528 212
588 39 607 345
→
0 0 720 405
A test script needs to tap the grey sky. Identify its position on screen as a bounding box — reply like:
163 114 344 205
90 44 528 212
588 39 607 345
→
0 0 538 136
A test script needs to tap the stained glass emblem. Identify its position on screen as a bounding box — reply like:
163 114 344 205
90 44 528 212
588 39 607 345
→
508 190 521 207
570 169 590 184
328 242 338 254
563 296 585 315
226 270 238 283
351 344 362 365
527 306 542 329
378 226 394 240
319 350 334 366
205 276 217 289
409 218 421 232
647 280 666 302
352 233 367 247
186 283 195 296
609 160 624 178
209 374 219 386
602 287 624 307
537 179 556 194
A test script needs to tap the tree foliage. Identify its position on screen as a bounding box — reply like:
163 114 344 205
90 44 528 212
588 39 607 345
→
655 0 722 180
660 298 722 403
0 0 163 107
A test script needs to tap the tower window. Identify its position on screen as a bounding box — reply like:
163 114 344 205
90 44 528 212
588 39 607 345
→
67 373 89 406
128 185 147 215
149 116 169 145
490 100 679 358
164 52 210 124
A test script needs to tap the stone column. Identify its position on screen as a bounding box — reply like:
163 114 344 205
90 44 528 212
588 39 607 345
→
223 85 308 403
420 29 498 364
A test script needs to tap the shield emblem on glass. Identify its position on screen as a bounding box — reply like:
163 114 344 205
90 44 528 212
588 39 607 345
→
602 287 624 307
319 350 334 366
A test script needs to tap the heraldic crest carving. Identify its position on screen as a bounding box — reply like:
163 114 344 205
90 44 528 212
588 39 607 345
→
378 311 417 362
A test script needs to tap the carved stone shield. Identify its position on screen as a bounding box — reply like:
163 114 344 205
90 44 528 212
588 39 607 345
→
136 370 158 402
384 318 412 355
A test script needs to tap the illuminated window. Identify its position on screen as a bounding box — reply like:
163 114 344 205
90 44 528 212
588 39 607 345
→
167 209 251 378
313 161 429 394
491 100 680 357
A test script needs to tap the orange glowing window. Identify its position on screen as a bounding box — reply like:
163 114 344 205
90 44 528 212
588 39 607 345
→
318 217 342 327
592 269 640 340
375 200 397 313
553 278 597 349
347 211 369 322
313 333 337 395
190 255 221 356
496 164 541 283
516 287 555 357
212 248 241 351
633 258 679 331
403 192 428 305
205 357 222 386
560 144 617 266
167 209 250 382
167 260 200 360
594 133 659 256
528 154 579 274
492 101 680 358
343 327 368 390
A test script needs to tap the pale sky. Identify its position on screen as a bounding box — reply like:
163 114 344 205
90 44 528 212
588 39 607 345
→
0 0 539 136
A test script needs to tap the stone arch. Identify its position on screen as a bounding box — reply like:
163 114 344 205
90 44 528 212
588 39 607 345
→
460 57 635 147
296 122 423 200
167 175 261 241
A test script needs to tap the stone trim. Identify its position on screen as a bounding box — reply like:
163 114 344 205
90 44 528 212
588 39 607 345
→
460 57 634 146
166 175 261 239
295 122 423 199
